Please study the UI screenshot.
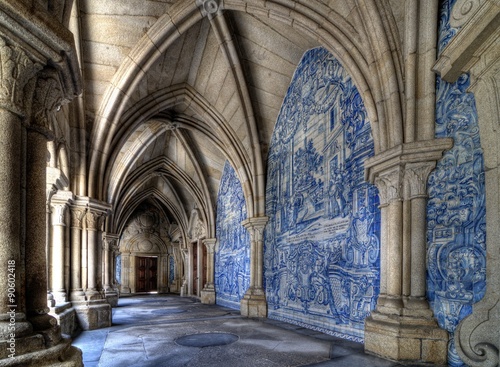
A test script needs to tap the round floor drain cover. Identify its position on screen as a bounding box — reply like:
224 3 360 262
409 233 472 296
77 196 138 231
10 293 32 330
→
175 332 239 347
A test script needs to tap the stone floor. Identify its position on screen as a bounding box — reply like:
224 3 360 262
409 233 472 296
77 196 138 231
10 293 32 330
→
72 294 428 367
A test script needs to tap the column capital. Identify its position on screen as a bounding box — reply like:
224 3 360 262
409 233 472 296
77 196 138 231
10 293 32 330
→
242 216 269 235
102 233 119 251
49 191 73 226
403 162 436 200
85 211 106 231
0 36 42 117
365 139 453 204
74 196 112 230
202 238 217 253
70 206 86 229
374 166 404 206
29 68 69 140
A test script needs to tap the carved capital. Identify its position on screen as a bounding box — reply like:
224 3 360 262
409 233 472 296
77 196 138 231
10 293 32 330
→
196 0 223 17
242 216 269 242
30 69 69 140
51 203 67 226
85 211 105 231
70 207 86 229
103 233 119 251
374 168 403 206
202 238 217 253
0 37 42 116
403 163 436 200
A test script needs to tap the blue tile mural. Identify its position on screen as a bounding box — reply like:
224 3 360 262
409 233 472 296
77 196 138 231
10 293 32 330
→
214 161 251 309
169 255 175 284
115 254 121 284
264 47 380 342
426 1 487 365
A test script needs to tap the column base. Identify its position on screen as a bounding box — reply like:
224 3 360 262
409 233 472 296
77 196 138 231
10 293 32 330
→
49 302 79 337
105 290 119 308
73 300 111 330
364 310 448 366
0 336 82 366
70 290 86 302
240 288 267 318
201 286 216 304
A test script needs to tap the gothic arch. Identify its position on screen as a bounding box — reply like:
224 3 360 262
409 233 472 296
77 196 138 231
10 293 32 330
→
88 0 405 218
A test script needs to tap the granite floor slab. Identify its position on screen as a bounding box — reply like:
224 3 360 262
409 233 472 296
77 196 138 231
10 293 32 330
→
72 295 427 367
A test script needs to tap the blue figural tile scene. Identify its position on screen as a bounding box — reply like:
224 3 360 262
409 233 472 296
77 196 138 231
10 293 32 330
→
264 47 380 342
426 1 487 366
215 161 251 310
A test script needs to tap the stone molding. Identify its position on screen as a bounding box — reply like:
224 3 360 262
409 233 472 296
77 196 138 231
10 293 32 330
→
433 0 500 82
451 0 487 28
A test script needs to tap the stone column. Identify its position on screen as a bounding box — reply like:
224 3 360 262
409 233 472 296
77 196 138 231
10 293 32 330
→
201 238 216 304
84 211 103 300
25 72 64 341
102 234 119 307
0 37 41 343
70 206 86 301
364 140 452 365
374 168 405 312
180 247 189 297
50 199 69 305
120 254 131 294
241 216 268 318
405 163 436 312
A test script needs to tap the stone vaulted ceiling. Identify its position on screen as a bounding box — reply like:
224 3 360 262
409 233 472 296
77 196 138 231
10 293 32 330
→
74 0 403 241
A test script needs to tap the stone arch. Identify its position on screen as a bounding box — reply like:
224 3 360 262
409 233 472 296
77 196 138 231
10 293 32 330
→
118 204 172 294
87 0 405 218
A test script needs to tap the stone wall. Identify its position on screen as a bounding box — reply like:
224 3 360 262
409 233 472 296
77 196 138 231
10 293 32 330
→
264 47 380 342
214 162 251 309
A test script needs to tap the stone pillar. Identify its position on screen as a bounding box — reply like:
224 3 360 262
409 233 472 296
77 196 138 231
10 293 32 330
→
70 206 86 301
241 216 268 318
201 238 216 304
405 163 436 312
102 234 119 307
0 1 83 362
84 211 101 299
180 247 189 297
25 74 62 343
0 37 41 347
120 254 131 294
73 198 111 330
187 243 194 296
50 192 74 305
364 140 452 365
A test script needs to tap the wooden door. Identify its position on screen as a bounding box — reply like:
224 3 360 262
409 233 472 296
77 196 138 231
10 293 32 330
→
193 245 198 295
136 256 158 292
